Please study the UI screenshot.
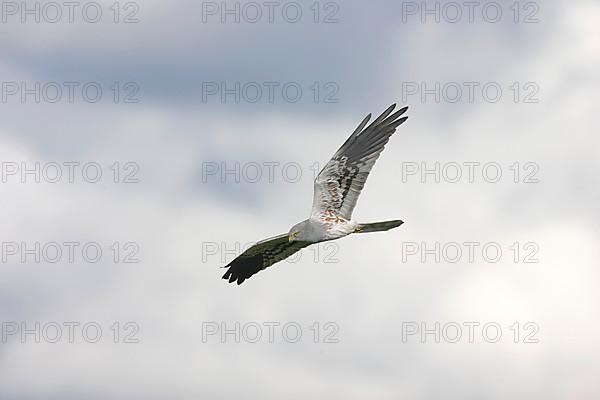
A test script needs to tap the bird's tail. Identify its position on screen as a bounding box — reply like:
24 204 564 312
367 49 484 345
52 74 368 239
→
355 219 404 233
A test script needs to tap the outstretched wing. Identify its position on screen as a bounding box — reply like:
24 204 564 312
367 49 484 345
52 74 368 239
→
222 234 311 285
312 104 408 220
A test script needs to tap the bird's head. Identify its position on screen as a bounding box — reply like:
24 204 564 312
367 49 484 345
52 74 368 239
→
288 220 310 242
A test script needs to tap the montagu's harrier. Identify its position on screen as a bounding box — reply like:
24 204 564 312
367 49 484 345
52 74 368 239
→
222 104 408 284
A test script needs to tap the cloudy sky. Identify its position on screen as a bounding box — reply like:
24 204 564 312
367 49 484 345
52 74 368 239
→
1 0 599 398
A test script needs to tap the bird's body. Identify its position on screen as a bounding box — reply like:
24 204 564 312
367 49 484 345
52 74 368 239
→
290 216 358 243
319 217 359 241
222 104 409 284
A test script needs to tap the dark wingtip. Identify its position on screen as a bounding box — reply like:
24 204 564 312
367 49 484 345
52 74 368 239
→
222 265 248 285
396 116 408 126
222 267 237 284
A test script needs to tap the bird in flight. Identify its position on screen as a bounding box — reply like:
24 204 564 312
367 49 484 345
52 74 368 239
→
222 104 409 284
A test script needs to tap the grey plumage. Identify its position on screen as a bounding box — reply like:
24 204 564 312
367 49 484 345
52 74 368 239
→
312 104 408 220
222 104 409 285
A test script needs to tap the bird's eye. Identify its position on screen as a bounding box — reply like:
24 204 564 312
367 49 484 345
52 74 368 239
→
293 232 299 237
